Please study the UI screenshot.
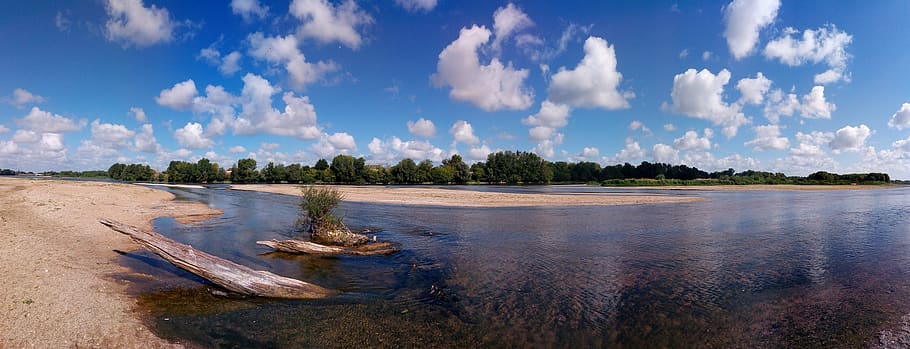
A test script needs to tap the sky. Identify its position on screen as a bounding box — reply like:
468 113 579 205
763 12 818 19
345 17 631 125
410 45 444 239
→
1 0 909 178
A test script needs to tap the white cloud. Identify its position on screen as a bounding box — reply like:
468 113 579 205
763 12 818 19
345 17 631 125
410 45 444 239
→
17 107 85 133
763 24 853 84
528 126 555 142
0 140 20 155
532 135 563 158
407 118 436 138
629 120 649 133
664 124 676 132
492 3 534 52
652 143 679 164
394 0 437 12
38 133 66 152
231 0 268 21
432 25 533 111
774 131 836 175
174 122 214 150
0 125 8 135
310 132 357 158
134 124 160 153
736 72 772 105
679 49 689 59
667 68 749 138
523 100 571 129
894 136 910 153
247 32 338 89
290 0 373 50
89 119 135 149
220 51 243 76
887 103 910 130
673 129 713 150
368 136 445 163
611 137 645 164
723 0 780 60
104 0 176 48
682 152 759 173
156 79 198 110
260 142 280 151
228 146 247 154
702 51 712 61
744 124 789 151
582 147 599 158
12 130 40 143
234 74 324 140
3 88 46 109
800 86 835 119
450 120 480 146
548 36 633 110
763 88 799 123
829 124 870 153
55 11 71 32
467 144 493 161
129 107 147 122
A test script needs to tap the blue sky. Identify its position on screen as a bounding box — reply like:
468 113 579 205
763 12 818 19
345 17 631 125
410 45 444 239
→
1 0 909 178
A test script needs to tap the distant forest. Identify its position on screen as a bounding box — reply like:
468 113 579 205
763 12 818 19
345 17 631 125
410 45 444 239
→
3 150 892 186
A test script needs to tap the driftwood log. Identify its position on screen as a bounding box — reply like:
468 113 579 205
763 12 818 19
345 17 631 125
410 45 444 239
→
257 239 398 256
99 218 333 299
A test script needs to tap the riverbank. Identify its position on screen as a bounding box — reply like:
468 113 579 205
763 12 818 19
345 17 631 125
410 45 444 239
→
230 184 703 207
0 177 221 348
602 184 898 191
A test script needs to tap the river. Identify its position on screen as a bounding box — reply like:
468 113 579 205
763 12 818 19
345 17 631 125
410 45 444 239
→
119 185 910 348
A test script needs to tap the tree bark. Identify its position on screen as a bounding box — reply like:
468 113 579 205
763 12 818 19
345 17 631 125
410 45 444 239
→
99 218 333 299
257 239 398 256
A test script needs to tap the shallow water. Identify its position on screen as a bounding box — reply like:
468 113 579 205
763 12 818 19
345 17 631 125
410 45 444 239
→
119 186 910 348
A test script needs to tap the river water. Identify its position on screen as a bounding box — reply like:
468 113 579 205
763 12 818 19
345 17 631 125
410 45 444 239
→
118 186 910 348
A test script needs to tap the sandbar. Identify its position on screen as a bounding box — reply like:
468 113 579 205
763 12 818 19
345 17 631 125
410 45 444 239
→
0 177 220 348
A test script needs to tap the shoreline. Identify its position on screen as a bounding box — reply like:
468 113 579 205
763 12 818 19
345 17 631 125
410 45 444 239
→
598 184 900 191
0 177 221 348
230 184 704 207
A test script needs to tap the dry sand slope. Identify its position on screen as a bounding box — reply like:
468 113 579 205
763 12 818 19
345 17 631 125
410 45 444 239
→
230 184 704 207
0 178 220 348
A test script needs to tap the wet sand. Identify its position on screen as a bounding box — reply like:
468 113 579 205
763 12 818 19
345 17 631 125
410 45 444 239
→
230 184 704 207
0 177 220 348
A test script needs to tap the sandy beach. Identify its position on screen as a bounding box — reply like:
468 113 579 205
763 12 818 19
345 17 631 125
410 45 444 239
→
230 184 704 207
0 178 220 348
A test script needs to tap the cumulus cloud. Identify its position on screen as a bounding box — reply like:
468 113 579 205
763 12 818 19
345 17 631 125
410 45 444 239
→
104 0 176 48
763 24 853 84
129 107 147 122
156 79 198 110
231 0 268 21
800 86 835 119
763 88 800 123
248 32 338 89
773 130 836 175
523 100 571 129
673 129 713 151
450 120 480 146
368 136 445 163
887 103 910 130
667 68 749 138
723 0 780 60
310 132 357 158
492 3 534 52
89 119 135 149
220 51 243 75
581 147 599 159
548 36 633 110
432 25 533 111
234 74 323 140
228 146 247 154
17 107 85 133
532 135 563 158
174 122 214 150
467 144 493 161
407 118 436 138
664 124 676 131
736 72 772 105
0 125 8 135
395 0 437 12
3 88 46 109
652 143 679 164
683 152 759 173
134 124 160 153
829 124 870 153
629 120 651 134
611 137 644 164
744 124 789 151
290 0 373 50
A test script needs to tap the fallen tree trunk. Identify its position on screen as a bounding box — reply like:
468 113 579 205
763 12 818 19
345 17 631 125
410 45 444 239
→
100 218 333 299
257 239 398 256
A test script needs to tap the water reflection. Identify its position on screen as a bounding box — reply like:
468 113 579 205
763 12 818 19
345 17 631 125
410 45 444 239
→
118 186 910 347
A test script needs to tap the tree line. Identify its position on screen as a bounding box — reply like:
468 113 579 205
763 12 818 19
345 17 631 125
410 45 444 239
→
98 150 894 186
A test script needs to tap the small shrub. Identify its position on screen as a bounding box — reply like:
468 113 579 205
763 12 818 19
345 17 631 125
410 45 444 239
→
299 186 345 233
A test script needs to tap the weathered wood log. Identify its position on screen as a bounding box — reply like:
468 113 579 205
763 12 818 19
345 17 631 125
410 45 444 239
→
257 239 398 256
99 218 334 299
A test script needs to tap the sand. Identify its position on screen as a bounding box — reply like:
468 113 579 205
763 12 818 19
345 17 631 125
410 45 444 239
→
0 177 220 348
230 184 704 207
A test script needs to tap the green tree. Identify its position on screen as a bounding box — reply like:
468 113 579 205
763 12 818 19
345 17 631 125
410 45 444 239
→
331 155 357 184
391 158 418 184
417 159 434 183
231 158 259 183
442 154 470 184
470 162 486 182
196 158 215 183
